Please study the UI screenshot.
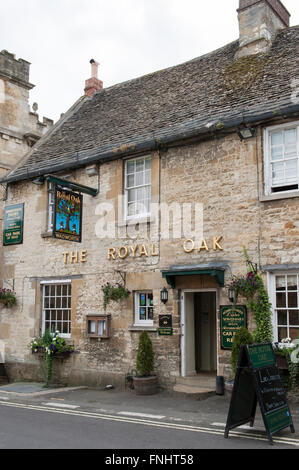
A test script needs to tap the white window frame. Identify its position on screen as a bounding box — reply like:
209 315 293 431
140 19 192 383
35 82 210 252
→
264 121 299 196
124 156 151 221
268 272 299 343
134 291 154 326
41 280 72 338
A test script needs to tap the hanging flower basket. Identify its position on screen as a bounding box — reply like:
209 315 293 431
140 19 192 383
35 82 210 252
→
102 282 131 310
29 330 75 387
0 288 16 308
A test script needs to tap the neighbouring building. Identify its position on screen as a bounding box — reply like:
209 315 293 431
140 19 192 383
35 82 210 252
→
0 0 299 392
0 50 53 178
0 50 53 297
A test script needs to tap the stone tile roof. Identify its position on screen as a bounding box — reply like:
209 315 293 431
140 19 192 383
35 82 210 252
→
2 25 299 184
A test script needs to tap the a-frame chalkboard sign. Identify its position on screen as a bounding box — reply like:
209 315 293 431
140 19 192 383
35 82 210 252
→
225 343 295 444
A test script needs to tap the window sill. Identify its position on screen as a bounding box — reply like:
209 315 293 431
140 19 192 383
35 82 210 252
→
260 191 299 202
128 325 157 332
118 215 155 228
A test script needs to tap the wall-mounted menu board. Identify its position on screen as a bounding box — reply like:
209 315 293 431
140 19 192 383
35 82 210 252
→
3 203 24 246
225 343 295 444
220 305 247 350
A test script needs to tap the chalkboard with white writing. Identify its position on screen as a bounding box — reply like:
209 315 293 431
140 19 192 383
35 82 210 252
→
225 343 295 444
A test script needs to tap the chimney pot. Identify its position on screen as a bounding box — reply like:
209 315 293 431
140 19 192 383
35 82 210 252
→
84 59 103 97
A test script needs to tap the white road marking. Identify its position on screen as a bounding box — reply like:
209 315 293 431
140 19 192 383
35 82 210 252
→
0 400 298 447
43 402 80 409
211 422 264 431
117 411 165 420
0 396 9 401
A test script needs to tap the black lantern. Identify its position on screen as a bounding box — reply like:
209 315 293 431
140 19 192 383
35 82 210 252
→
160 287 168 304
237 126 255 141
228 287 235 304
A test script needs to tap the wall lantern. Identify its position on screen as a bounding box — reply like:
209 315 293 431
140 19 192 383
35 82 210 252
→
237 126 255 141
228 287 235 304
160 287 168 304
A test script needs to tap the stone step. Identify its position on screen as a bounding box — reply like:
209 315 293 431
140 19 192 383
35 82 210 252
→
176 376 216 388
172 384 215 400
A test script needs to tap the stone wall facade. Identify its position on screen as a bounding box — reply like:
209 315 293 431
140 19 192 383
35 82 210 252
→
1 119 298 390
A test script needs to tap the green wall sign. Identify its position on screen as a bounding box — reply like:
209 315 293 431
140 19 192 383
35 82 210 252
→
3 203 24 246
248 343 276 369
220 305 247 350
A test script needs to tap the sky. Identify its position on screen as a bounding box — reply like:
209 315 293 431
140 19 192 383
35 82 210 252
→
1 0 299 123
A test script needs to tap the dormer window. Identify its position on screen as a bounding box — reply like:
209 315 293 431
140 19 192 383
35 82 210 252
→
264 122 299 195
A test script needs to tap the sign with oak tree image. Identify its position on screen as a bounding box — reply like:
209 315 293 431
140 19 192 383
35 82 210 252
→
53 188 83 243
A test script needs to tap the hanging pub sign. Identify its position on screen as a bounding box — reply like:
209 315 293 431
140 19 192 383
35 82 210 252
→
220 305 247 350
3 203 24 246
225 343 295 445
52 188 83 243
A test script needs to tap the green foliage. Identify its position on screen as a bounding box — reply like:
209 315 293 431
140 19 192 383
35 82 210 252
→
231 327 254 374
0 288 16 307
29 329 74 388
228 248 273 344
102 282 130 310
136 331 155 377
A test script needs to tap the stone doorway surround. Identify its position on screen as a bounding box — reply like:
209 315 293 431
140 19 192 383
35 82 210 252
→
181 288 219 379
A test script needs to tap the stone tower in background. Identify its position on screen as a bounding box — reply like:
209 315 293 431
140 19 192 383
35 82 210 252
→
0 50 53 179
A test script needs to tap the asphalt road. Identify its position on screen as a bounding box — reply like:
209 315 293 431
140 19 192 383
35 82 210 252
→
0 398 298 452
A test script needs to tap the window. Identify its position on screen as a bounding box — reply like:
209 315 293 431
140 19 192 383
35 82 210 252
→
47 182 55 232
134 292 154 325
264 122 299 195
273 274 299 342
41 281 72 337
124 156 151 219
86 315 111 338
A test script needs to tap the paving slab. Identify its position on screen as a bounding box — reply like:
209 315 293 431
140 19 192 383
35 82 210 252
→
0 382 86 397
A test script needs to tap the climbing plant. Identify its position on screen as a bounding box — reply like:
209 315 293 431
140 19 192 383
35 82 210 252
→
228 248 273 344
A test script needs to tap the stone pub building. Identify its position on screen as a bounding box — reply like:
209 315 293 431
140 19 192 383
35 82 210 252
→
1 0 299 393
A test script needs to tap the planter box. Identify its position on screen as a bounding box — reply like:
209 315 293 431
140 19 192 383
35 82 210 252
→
275 355 289 370
133 376 159 395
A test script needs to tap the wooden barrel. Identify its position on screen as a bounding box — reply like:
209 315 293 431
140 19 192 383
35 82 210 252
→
133 376 158 395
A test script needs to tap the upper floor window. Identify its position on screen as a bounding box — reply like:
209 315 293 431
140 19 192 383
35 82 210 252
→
264 122 299 195
124 156 151 219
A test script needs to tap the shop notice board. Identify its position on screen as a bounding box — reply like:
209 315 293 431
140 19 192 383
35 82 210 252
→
225 343 295 444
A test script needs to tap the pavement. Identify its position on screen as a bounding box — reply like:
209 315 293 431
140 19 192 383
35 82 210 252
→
0 381 299 445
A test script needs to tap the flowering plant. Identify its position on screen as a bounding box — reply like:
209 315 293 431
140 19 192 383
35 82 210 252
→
29 329 74 388
229 271 261 302
102 282 131 310
30 330 74 356
0 288 16 307
273 338 295 357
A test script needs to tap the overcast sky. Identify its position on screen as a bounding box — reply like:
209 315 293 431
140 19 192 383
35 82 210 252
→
1 0 299 123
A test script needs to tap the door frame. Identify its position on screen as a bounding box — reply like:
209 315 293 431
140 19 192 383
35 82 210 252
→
181 288 219 377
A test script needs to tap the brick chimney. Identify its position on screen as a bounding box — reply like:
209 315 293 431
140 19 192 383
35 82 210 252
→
84 59 103 97
236 0 291 59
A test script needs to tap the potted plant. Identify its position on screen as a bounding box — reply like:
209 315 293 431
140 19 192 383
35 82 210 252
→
29 329 74 387
0 288 16 307
133 330 158 395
